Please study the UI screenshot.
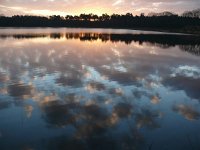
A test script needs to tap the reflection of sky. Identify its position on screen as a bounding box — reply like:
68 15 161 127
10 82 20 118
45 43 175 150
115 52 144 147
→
0 29 200 150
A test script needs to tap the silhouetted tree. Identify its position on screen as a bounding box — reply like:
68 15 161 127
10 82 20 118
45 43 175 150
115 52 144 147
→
182 8 200 18
0 9 200 34
99 13 110 21
148 11 178 17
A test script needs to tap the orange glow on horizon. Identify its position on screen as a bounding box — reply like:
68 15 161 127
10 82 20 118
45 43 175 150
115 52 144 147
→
0 0 199 17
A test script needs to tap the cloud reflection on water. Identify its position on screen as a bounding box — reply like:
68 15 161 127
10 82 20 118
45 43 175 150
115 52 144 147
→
0 29 200 150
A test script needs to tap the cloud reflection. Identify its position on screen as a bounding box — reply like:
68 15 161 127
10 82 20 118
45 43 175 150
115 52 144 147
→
163 76 200 100
173 104 200 121
0 29 200 149
8 82 34 99
135 108 161 129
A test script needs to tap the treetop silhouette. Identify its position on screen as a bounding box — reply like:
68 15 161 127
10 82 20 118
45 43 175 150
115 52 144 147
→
0 9 200 34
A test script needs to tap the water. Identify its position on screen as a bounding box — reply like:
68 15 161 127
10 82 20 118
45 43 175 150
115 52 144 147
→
0 28 200 150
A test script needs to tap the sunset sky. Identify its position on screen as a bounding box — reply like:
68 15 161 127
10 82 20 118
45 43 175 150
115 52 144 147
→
0 0 199 16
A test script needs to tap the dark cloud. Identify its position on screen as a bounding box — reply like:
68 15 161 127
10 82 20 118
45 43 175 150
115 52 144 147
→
56 75 83 87
8 82 33 99
41 100 79 127
86 82 106 93
0 100 11 110
113 102 133 118
163 76 200 100
135 108 161 129
108 88 123 96
99 68 141 86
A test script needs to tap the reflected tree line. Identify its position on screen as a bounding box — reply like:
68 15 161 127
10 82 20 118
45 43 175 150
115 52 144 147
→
0 8 200 34
1 32 200 56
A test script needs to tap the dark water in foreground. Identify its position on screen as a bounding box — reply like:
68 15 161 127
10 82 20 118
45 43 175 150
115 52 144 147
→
0 28 200 150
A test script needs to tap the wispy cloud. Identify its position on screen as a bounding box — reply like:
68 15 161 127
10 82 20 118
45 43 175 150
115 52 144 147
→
112 0 124 6
0 0 199 16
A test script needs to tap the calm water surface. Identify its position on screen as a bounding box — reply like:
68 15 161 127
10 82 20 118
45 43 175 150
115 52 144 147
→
0 28 200 150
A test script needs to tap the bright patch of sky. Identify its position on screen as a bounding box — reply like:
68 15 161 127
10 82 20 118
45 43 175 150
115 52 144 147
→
0 0 199 16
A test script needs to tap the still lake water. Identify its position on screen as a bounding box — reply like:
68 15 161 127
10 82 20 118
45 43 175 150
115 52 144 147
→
0 28 200 150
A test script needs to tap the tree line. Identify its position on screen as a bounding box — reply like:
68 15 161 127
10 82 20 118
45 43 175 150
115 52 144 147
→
0 9 200 34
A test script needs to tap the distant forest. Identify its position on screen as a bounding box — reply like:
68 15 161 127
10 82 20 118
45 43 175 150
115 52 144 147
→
0 9 200 34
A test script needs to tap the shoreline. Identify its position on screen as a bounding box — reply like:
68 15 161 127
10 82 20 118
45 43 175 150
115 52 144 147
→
0 26 199 35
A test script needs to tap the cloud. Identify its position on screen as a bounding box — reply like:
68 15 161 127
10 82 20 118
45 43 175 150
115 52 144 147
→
163 76 200 100
152 2 162 7
0 0 199 16
173 104 200 121
112 0 124 6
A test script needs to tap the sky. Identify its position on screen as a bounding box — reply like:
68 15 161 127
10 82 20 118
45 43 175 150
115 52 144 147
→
0 0 199 16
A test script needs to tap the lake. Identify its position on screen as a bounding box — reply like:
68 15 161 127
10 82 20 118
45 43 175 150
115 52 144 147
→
0 28 200 150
